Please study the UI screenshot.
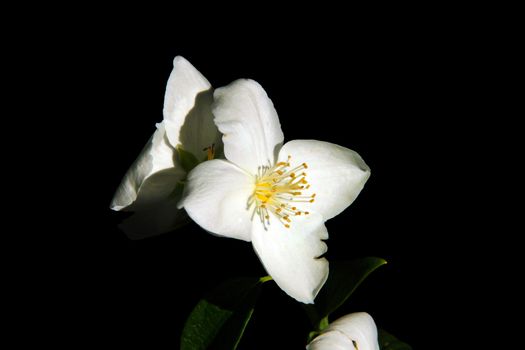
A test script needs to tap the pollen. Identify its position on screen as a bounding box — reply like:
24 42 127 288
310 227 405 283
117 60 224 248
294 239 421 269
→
247 155 315 230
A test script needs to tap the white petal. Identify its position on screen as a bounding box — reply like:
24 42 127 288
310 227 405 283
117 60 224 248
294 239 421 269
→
307 330 356 350
110 122 184 211
251 213 329 304
179 159 254 242
213 79 284 174
278 140 370 221
328 313 379 350
163 56 221 157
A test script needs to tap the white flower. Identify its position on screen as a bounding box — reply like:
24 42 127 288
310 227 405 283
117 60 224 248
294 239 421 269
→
178 79 370 303
110 56 222 239
307 313 379 350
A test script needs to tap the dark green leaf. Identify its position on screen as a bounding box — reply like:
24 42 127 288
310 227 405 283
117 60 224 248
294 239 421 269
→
379 329 412 350
305 257 387 329
180 277 264 350
178 147 200 173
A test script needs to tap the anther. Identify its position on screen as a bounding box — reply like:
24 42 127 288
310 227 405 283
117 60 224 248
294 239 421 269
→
251 155 315 229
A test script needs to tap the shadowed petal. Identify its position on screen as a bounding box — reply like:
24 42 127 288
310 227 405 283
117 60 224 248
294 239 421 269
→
213 79 284 174
328 313 379 350
118 194 189 240
307 313 379 350
110 123 186 238
251 213 329 304
179 159 254 242
110 122 183 211
163 56 221 158
307 330 355 350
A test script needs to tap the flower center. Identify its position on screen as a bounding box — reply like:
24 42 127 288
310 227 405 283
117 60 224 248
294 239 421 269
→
248 156 316 229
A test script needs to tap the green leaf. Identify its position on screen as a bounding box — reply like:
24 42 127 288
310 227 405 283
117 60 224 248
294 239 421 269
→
178 147 200 173
379 329 412 350
305 257 387 329
180 277 267 350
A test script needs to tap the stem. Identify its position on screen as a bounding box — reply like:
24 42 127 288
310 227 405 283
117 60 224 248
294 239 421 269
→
317 316 329 331
259 275 273 283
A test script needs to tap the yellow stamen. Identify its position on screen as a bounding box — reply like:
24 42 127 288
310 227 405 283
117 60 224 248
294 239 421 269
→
203 144 216 160
249 156 315 229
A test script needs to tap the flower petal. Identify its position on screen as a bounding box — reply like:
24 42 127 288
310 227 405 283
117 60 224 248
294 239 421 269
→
118 195 188 240
251 213 329 304
110 122 184 211
163 56 222 157
110 123 186 238
179 159 254 242
213 79 284 174
328 313 379 350
278 140 370 221
307 330 356 350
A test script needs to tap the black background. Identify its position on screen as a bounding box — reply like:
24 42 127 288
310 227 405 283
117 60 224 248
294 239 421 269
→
41 13 498 349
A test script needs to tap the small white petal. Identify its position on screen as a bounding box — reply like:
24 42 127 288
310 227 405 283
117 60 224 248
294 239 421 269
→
307 330 356 350
278 140 370 221
110 122 184 211
213 79 284 174
163 56 221 157
328 313 379 350
251 213 329 304
179 159 254 242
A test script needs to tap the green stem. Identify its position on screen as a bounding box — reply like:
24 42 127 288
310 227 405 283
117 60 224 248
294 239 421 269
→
307 316 329 343
317 316 329 331
259 276 273 283
307 331 321 343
